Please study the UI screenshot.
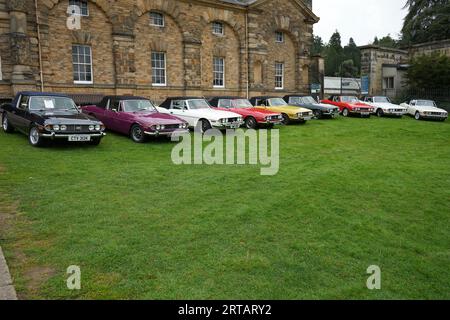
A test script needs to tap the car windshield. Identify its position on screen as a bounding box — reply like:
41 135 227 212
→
188 99 211 110
373 96 391 103
416 100 436 107
269 98 288 106
341 96 359 103
302 96 317 104
232 99 253 108
122 100 156 112
29 96 78 111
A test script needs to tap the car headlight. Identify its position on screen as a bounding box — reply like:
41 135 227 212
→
89 125 94 131
155 125 161 130
53 124 60 131
60 125 67 131
238 117 243 122
95 124 101 131
44 124 52 131
160 125 165 130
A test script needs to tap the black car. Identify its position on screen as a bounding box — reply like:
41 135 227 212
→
283 95 339 119
1 92 105 147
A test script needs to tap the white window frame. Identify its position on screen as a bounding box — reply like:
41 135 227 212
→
149 12 165 27
275 62 284 90
212 22 224 36
69 0 89 17
275 31 284 43
151 51 167 87
213 57 225 88
72 44 93 85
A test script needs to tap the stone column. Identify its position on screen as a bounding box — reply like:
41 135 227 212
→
112 33 136 95
183 39 202 96
7 0 35 91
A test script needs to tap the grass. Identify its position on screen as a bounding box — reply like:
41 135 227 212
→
0 116 449 299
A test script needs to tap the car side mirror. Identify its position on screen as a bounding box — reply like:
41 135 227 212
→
20 103 28 109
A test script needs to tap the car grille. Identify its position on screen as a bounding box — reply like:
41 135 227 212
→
390 109 404 112
163 124 181 130
65 125 93 133
429 112 444 116
226 117 239 123
301 112 312 117
268 115 280 120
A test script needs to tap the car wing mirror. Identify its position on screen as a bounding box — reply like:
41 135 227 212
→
20 103 28 109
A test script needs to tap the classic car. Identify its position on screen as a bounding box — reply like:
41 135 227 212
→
82 96 188 143
362 96 407 117
249 96 313 125
157 97 244 133
208 96 282 129
321 95 374 117
283 95 339 119
1 91 105 147
400 99 448 121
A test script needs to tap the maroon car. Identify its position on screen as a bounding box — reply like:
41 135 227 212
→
82 96 188 143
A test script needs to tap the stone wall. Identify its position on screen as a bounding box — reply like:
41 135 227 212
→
0 0 319 102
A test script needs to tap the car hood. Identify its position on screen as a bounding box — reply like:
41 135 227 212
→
130 111 185 125
371 102 406 109
414 105 447 113
185 108 242 120
265 105 311 113
230 108 280 117
32 110 100 124
349 102 372 108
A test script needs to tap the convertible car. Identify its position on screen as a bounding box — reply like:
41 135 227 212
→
283 95 339 119
2 91 105 147
363 96 407 117
158 97 243 133
400 99 448 121
208 96 282 129
249 96 313 125
321 95 374 117
82 96 189 143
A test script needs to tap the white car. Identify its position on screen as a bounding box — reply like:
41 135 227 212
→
400 99 448 121
158 97 244 132
363 96 407 117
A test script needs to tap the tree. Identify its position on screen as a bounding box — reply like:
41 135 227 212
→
312 35 324 55
339 59 359 78
373 37 379 45
406 52 450 90
343 38 361 76
323 30 344 76
377 34 399 48
402 0 450 45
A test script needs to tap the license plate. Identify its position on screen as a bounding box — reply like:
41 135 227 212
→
230 123 241 129
303 116 313 121
68 135 91 142
361 112 370 116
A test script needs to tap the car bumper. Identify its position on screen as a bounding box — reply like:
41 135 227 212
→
350 111 371 116
295 116 313 121
383 111 407 116
212 122 244 129
259 120 283 125
420 115 448 120
40 132 106 139
144 129 190 136
322 112 339 118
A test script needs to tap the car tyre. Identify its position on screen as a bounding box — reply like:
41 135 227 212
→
376 109 384 117
314 110 323 119
28 125 46 147
414 112 421 120
196 119 212 133
281 113 290 125
245 117 257 129
2 113 14 133
130 124 147 143
342 108 349 117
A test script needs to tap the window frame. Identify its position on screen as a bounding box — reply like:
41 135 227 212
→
275 31 284 43
151 51 167 87
212 22 224 36
149 11 165 27
213 56 225 88
69 0 89 17
72 44 94 85
383 77 395 90
275 62 284 90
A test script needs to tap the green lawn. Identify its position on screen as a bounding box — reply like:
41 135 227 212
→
0 116 449 299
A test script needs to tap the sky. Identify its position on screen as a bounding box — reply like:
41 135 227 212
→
313 0 407 46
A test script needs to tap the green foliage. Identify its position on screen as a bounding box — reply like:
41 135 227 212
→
402 0 450 45
406 52 450 90
322 31 361 77
312 35 324 55
375 34 400 48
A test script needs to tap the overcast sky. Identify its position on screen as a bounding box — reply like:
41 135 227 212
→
313 0 407 46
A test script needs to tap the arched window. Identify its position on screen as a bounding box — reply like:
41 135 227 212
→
212 22 224 36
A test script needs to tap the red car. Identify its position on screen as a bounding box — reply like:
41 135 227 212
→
209 96 282 129
321 95 374 117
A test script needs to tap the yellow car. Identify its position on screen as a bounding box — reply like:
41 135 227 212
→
249 96 313 124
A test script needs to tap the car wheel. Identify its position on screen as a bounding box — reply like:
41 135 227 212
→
281 113 290 125
414 112 421 120
130 124 147 143
2 114 14 133
342 108 349 117
245 117 257 129
314 110 323 119
196 119 211 133
376 109 384 117
28 126 46 147
89 138 102 146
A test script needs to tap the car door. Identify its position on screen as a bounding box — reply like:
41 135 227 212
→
7 95 26 130
13 95 34 133
408 100 416 115
103 98 120 131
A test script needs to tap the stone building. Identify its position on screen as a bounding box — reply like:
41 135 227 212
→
0 0 319 103
359 39 450 98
